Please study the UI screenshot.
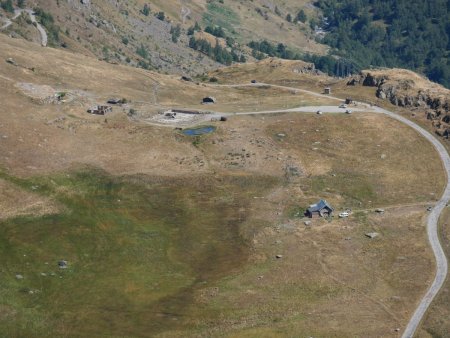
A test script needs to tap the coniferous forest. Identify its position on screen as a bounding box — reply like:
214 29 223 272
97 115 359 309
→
315 0 450 88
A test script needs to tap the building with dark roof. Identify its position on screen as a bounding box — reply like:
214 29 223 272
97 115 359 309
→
202 96 216 104
305 199 334 218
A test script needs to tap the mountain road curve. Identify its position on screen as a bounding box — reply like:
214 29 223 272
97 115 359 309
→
208 82 449 337
25 9 47 47
0 8 47 46
373 106 450 338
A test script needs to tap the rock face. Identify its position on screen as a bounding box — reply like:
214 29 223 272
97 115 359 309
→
348 69 450 139
292 63 321 75
349 71 449 110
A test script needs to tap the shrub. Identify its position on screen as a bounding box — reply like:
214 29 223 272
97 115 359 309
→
141 4 150 16
156 11 165 21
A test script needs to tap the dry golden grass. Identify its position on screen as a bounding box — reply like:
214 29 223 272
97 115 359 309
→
194 31 227 47
200 111 444 208
209 57 331 87
360 68 450 98
0 179 59 220
0 35 333 178
210 59 450 110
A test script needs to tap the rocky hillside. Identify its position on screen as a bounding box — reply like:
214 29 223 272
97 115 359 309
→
0 0 327 75
348 69 450 138
349 70 449 109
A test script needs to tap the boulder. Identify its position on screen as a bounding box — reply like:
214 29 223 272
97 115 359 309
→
347 78 358 86
362 74 378 87
377 89 387 99
442 115 450 123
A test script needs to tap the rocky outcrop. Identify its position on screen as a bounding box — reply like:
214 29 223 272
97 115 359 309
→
350 71 449 111
291 63 321 75
348 69 450 139
375 84 423 107
262 58 322 75
347 72 387 87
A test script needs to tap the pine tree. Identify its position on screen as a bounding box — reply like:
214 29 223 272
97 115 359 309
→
296 9 307 23
142 4 150 16
1 0 14 13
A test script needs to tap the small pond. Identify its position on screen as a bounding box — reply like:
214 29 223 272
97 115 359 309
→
182 125 216 136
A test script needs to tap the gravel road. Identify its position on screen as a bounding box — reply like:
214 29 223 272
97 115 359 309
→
25 9 47 47
0 8 47 46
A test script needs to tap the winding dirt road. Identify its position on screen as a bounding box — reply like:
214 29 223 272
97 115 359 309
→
212 82 449 337
0 9 22 30
0 8 47 46
25 9 47 47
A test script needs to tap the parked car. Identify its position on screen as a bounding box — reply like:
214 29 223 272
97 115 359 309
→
339 211 350 218
251 80 257 83
346 110 352 114
339 104 347 108
316 110 323 115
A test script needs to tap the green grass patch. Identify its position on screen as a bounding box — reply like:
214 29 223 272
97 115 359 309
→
309 172 376 208
203 2 240 34
286 205 305 219
0 168 276 337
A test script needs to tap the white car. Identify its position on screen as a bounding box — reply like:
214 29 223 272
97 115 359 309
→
339 211 350 218
346 109 352 114
339 104 347 108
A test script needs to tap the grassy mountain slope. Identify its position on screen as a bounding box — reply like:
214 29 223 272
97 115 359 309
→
0 33 446 337
2 0 448 88
0 0 327 75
